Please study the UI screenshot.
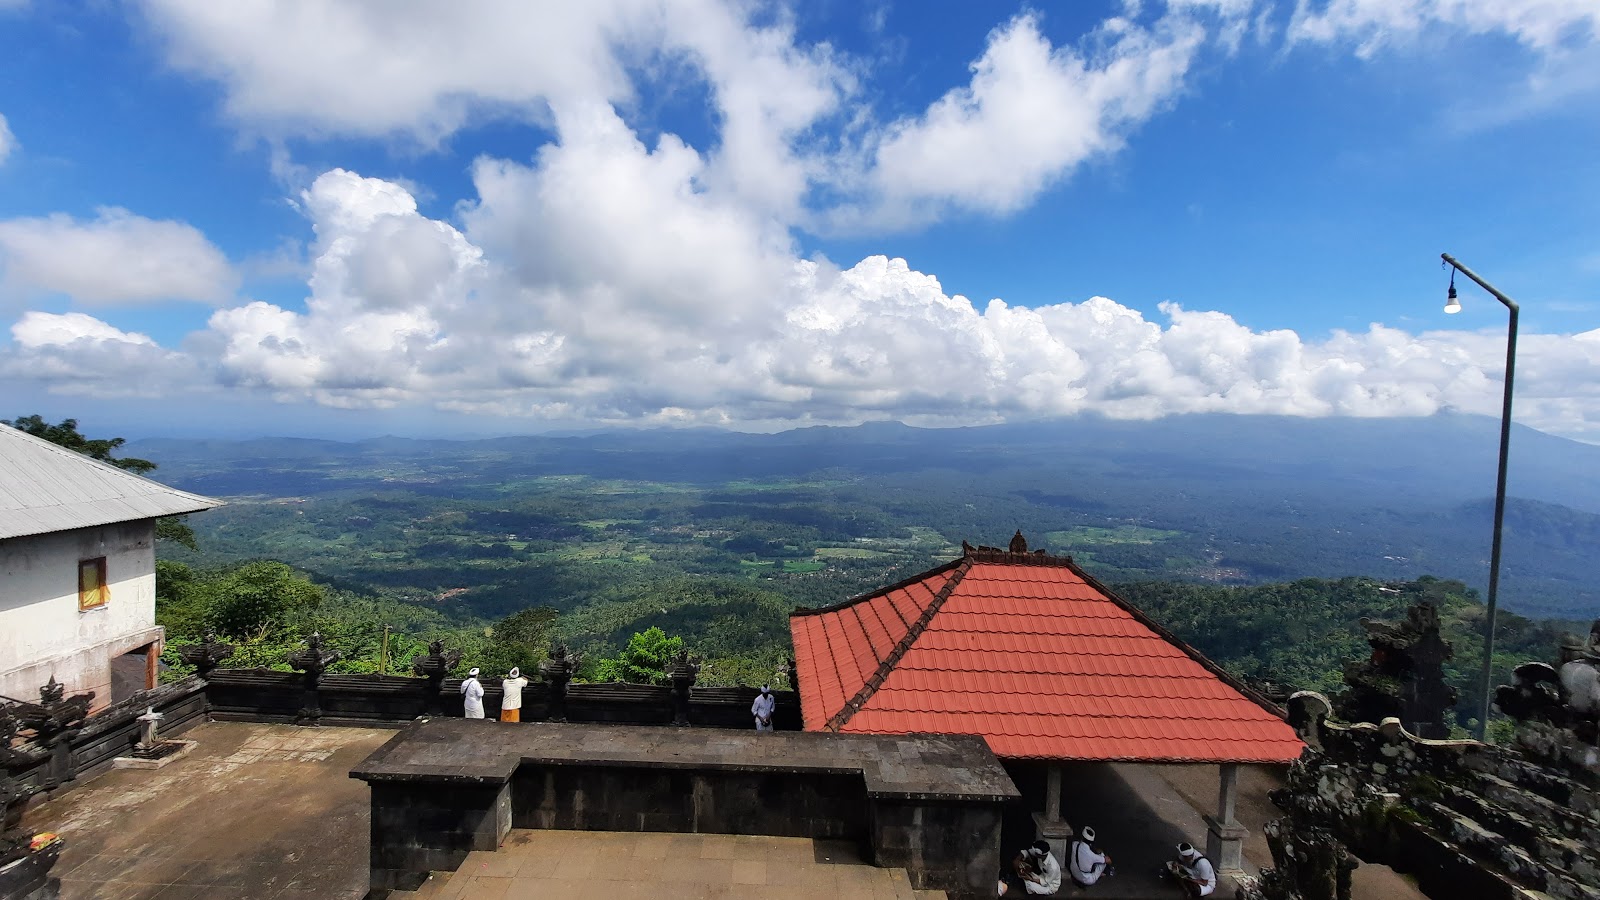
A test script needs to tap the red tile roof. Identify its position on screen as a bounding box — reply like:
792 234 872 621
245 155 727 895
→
789 545 1303 763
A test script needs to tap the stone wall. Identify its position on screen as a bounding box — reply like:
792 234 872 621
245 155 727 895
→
202 668 802 729
352 719 1017 900
1241 692 1599 900
2 676 206 796
510 764 869 838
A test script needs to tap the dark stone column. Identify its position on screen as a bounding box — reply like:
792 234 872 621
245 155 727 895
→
410 640 461 717
287 632 340 726
539 645 579 723
667 651 700 726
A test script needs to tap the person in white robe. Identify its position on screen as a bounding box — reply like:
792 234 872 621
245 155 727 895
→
751 685 775 732
1068 826 1110 887
461 667 485 719
499 667 528 722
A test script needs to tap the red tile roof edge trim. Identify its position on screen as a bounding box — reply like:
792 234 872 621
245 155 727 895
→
823 557 973 732
1061 558 1289 722
960 549 1078 567
790 556 964 618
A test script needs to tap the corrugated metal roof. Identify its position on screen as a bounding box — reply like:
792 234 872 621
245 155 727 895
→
0 423 221 540
789 549 1304 764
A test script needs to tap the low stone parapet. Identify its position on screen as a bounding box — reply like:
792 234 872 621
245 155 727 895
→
350 717 1017 900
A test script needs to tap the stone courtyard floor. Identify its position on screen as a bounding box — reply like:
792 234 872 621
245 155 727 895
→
18 720 1426 900
25 721 392 900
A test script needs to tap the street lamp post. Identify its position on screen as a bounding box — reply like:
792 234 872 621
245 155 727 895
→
1440 252 1519 742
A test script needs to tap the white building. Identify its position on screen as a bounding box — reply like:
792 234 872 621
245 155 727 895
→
0 424 219 712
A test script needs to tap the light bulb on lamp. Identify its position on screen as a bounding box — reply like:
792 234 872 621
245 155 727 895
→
1445 275 1462 314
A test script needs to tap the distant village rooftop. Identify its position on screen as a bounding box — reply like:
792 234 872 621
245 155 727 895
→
0 423 220 540
790 532 1303 764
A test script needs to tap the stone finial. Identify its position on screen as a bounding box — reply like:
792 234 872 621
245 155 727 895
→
1286 691 1332 750
411 639 461 677
1009 530 1028 554
410 639 461 717
178 632 235 677
39 676 64 706
1494 662 1566 726
667 649 700 681
11 677 91 790
541 643 580 677
288 632 341 675
1338 599 1456 738
541 643 580 723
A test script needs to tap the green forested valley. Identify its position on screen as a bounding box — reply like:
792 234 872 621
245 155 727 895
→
111 415 1597 735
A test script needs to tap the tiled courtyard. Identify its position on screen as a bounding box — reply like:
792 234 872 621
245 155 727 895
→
27 721 392 899
405 830 945 900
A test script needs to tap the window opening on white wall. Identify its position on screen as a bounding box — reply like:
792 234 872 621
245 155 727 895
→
79 556 108 611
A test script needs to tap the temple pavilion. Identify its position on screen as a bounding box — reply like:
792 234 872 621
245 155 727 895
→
788 532 1304 873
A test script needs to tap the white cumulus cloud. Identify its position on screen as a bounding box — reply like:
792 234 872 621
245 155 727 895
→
1289 0 1600 56
0 208 238 305
3 311 197 396
12 167 1592 440
8 3 1597 438
849 12 1205 227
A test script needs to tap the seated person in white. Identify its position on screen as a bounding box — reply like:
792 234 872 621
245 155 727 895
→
1019 840 1061 895
1068 826 1110 887
1165 843 1217 898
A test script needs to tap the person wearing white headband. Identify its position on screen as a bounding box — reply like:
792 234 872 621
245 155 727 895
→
1069 825 1110 887
500 666 529 723
461 667 485 719
1164 842 1216 897
751 684 775 732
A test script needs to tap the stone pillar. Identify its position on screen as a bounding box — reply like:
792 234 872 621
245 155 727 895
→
1205 762 1247 875
287 632 340 726
18 677 92 791
667 651 700 726
1032 764 1072 864
135 707 163 752
540 644 579 723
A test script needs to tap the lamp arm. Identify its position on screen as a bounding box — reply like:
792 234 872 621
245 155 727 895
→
1442 253 1520 313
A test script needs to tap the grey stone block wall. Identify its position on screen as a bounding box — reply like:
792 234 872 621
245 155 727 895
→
870 799 1003 900
367 781 510 892
511 764 869 839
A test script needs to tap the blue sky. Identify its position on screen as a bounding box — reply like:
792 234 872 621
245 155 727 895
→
0 1 1596 440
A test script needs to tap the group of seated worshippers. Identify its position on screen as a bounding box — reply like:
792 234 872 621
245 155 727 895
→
999 830 1217 897
999 827 1111 896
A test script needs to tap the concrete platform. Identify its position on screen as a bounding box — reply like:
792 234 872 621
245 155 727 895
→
22 721 394 900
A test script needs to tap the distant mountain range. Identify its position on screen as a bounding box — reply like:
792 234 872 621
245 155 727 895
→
128 412 1600 620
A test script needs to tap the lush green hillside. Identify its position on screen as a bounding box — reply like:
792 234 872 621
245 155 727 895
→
119 414 1596 731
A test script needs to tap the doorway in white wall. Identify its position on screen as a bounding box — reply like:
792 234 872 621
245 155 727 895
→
110 643 154 703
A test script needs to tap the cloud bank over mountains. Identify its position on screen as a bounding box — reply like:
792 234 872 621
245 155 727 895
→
3 0 1599 439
